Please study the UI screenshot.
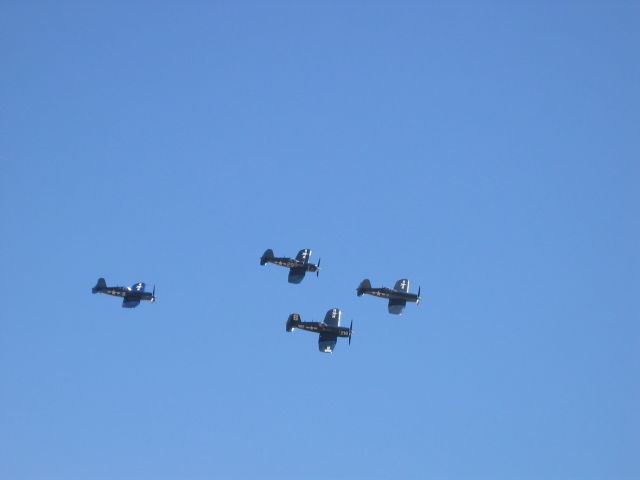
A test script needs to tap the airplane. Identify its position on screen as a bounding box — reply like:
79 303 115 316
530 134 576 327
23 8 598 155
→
357 278 420 314
92 277 156 308
260 248 320 284
286 308 352 353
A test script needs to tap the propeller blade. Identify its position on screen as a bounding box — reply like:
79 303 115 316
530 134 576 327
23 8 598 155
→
152 285 156 302
349 320 353 346
417 286 421 305
316 258 321 277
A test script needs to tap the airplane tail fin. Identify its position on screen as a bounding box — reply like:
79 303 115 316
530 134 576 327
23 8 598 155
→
357 279 371 296
92 277 107 293
286 313 301 332
260 249 274 266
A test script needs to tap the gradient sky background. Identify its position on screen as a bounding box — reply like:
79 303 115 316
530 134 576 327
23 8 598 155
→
1 2 638 479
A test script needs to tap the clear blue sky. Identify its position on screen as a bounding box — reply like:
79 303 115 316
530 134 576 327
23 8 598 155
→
1 2 638 479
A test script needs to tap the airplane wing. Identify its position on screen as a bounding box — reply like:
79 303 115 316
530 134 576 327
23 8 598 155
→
288 267 306 284
122 298 140 308
323 308 341 327
295 249 312 263
318 333 338 353
388 298 406 315
394 278 410 293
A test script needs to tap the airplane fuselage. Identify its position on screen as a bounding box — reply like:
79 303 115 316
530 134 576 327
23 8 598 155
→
266 257 319 273
359 287 420 303
294 321 350 338
93 286 154 301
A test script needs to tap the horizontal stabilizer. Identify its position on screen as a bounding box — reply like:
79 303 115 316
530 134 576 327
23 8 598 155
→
286 313 301 332
260 249 274 265
357 278 371 296
92 277 107 293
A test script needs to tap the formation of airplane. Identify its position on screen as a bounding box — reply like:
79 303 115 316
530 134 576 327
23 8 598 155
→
260 248 320 283
286 308 353 353
357 278 421 314
92 247 423 353
92 277 156 308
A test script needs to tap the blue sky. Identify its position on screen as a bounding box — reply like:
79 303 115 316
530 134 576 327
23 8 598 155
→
1 2 638 479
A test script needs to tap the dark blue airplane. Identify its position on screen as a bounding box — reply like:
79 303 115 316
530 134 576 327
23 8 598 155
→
92 278 156 308
357 278 421 314
286 308 352 353
260 248 320 283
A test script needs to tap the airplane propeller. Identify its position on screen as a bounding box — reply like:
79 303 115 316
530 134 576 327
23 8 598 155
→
349 320 354 345
316 258 321 277
417 286 421 305
151 285 156 303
